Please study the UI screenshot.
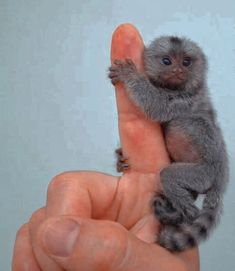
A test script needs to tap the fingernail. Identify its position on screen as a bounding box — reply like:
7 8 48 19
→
42 218 80 257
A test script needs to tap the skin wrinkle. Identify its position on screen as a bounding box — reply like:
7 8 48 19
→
107 177 124 222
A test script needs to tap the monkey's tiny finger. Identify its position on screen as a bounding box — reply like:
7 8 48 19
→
109 75 120 83
109 66 118 71
115 148 129 163
122 163 130 170
119 156 129 162
114 59 124 66
126 58 134 65
116 162 130 172
108 71 118 78
117 161 130 169
115 148 123 155
111 78 119 85
115 153 123 159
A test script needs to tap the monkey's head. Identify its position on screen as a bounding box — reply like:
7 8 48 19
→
144 36 207 91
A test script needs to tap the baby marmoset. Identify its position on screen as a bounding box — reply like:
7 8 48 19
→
108 36 229 251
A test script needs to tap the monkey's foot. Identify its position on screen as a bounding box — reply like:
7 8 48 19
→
179 203 199 224
153 195 183 225
115 148 130 172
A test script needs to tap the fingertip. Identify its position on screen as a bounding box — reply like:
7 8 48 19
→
111 23 144 70
12 223 42 271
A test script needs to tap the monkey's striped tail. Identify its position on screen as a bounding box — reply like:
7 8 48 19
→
158 189 222 252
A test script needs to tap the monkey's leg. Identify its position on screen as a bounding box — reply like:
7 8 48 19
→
115 148 130 172
158 162 213 223
153 194 184 225
153 189 198 225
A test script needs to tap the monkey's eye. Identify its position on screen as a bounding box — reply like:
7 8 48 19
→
162 57 172 65
182 58 192 67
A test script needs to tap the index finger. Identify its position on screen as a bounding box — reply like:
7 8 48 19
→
110 24 170 173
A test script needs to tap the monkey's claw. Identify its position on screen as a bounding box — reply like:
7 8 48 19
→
115 148 130 172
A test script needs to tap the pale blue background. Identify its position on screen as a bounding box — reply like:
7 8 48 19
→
1 1 235 270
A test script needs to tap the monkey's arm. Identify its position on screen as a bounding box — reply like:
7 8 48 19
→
126 76 172 121
108 59 191 122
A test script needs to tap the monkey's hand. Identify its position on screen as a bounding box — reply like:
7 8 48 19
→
108 59 139 85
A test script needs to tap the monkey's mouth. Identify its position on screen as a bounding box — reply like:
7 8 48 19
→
151 74 186 89
167 75 186 86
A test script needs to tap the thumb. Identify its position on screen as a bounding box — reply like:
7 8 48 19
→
38 216 131 271
38 216 185 271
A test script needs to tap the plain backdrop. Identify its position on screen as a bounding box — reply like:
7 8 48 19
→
1 1 235 270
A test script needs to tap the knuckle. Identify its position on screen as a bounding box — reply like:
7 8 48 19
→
48 172 72 192
47 171 87 195
16 223 29 239
29 207 45 224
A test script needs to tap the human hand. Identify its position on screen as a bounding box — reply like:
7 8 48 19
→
12 24 199 271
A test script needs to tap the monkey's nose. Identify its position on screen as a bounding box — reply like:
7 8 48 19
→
173 68 183 74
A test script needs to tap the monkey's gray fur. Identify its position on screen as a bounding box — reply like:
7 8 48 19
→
108 36 229 251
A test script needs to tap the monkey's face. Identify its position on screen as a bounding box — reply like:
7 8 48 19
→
144 36 207 91
156 54 191 88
